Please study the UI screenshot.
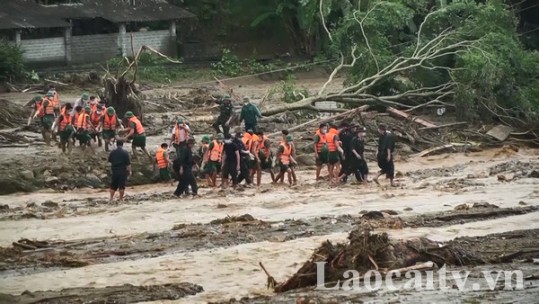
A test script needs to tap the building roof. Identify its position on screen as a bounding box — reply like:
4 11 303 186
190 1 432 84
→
0 0 195 30
0 0 70 30
47 0 195 23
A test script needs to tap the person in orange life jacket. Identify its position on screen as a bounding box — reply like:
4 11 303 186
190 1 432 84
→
122 111 152 161
97 107 122 152
89 106 104 147
46 85 60 115
254 130 275 184
174 138 199 198
27 96 43 126
156 143 173 184
205 133 224 189
75 106 95 151
276 129 297 184
54 103 75 154
313 123 330 181
31 92 56 146
326 122 344 184
274 135 296 185
244 129 260 182
169 117 191 160
221 133 240 189
373 124 396 187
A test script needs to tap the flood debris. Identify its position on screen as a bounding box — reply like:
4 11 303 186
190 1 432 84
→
210 214 261 225
263 226 482 293
0 282 203 304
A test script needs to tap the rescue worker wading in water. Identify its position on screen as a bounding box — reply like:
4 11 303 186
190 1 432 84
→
169 118 191 161
97 107 122 152
28 93 56 146
121 111 152 161
75 106 95 152
89 106 104 147
205 133 224 189
274 135 296 185
156 143 173 185
55 103 74 154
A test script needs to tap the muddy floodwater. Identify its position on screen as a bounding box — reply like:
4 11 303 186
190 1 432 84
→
1 147 538 303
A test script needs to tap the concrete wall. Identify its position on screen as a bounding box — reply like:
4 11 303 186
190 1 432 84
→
20 37 66 62
72 33 120 63
18 30 173 64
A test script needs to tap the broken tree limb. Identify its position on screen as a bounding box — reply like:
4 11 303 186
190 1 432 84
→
266 105 370 138
418 121 468 130
387 107 437 128
384 261 435 277
259 262 277 289
411 143 473 158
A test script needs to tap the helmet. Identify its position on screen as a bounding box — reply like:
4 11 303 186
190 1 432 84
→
124 111 134 118
107 107 115 115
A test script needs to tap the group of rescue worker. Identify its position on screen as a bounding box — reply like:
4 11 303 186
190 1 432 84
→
28 88 396 199
28 86 152 160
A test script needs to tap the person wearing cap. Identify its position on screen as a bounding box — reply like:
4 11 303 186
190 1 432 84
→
233 128 252 186
31 92 56 146
54 103 74 154
340 126 369 184
108 140 131 203
75 106 94 151
374 124 396 187
174 138 199 198
88 96 99 113
27 96 44 127
97 107 122 152
221 133 240 189
326 122 344 184
206 133 224 189
274 135 296 185
240 97 262 133
212 96 234 136
72 92 90 116
122 111 152 161
254 130 275 184
169 117 191 160
89 106 104 147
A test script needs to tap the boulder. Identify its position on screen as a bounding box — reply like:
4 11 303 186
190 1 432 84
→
85 174 102 188
45 176 59 183
295 154 316 166
21 170 34 180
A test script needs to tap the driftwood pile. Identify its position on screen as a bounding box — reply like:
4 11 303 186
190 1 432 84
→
262 226 483 293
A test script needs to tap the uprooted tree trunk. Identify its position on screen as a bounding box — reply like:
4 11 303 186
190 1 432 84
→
102 43 181 120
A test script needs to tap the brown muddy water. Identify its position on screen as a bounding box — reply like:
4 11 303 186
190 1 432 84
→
0 147 538 303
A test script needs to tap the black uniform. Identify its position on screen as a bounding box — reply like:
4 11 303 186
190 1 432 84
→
222 141 239 185
377 132 395 178
174 146 198 196
212 100 233 136
233 136 252 185
338 128 354 178
108 147 131 190
349 136 369 181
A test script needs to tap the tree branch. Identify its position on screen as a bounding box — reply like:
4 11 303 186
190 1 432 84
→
320 0 332 42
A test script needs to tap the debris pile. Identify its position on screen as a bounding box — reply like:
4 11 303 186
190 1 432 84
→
0 99 28 128
265 226 483 293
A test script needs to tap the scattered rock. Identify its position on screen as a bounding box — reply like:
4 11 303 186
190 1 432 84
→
210 214 258 225
497 173 514 182
361 211 384 219
20 170 34 179
403 207 413 211
519 201 527 206
26 202 36 208
43 170 52 177
41 201 59 208
380 209 399 215
529 170 539 178
216 203 228 209
472 202 499 208
454 203 469 211
294 154 316 166
172 223 187 230
85 174 102 187
0 204 9 211
45 176 59 183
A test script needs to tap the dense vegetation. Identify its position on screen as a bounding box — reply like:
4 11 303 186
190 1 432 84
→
0 41 25 82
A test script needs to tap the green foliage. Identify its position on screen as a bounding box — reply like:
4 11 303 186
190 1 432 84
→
281 74 309 103
211 49 243 76
0 41 25 82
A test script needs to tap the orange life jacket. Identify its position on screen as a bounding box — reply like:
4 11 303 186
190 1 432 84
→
257 135 270 157
103 113 117 130
59 113 71 131
89 102 98 113
39 98 55 116
76 113 89 130
326 132 338 152
209 140 223 162
156 147 168 169
279 143 292 165
315 129 327 153
90 111 102 125
72 111 80 125
242 132 254 151
329 127 338 135
50 92 59 109
174 123 189 144
129 117 144 135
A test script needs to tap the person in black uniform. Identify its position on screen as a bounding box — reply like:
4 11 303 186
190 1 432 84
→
212 96 234 136
174 138 199 197
337 122 355 182
221 133 240 188
233 128 252 185
107 140 131 203
373 124 396 186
